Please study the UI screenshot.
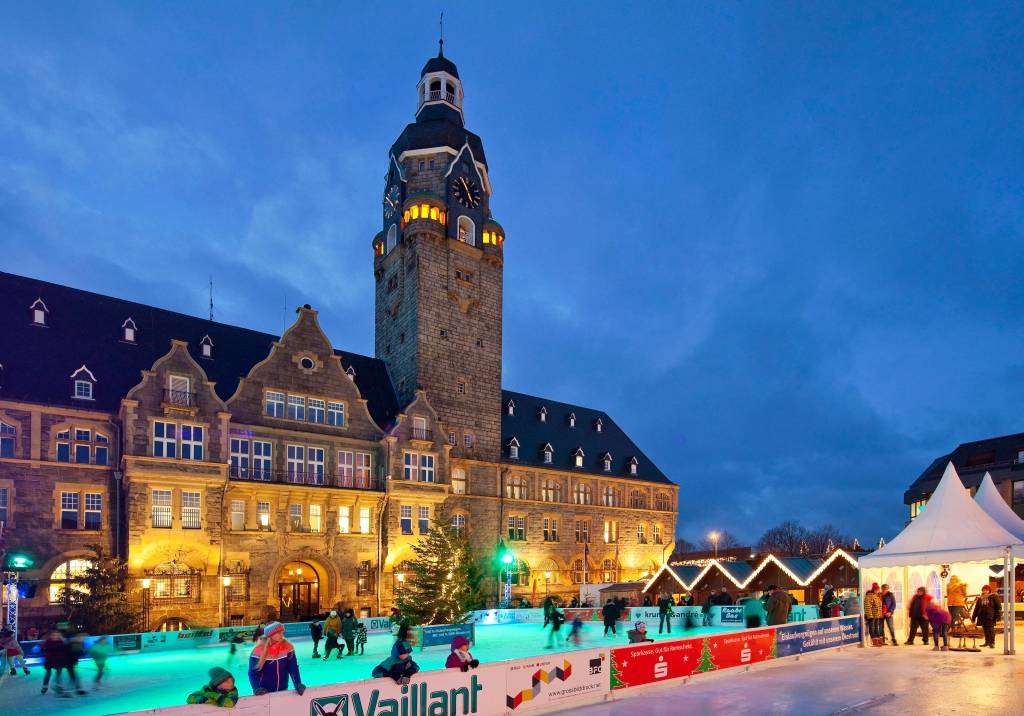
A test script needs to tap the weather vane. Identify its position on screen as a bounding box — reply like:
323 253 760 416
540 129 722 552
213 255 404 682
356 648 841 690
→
439 12 444 56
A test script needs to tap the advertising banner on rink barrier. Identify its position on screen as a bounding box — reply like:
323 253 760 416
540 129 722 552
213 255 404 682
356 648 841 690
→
609 628 776 690
504 647 609 712
775 616 860 657
470 608 546 626
419 622 475 650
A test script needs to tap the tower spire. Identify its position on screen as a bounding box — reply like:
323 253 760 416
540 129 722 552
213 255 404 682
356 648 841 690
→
438 12 444 57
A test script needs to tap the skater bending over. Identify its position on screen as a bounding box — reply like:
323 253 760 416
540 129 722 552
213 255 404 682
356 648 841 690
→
372 624 420 685
627 621 654 644
445 636 480 671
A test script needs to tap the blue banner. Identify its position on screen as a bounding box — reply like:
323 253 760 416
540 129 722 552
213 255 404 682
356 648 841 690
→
775 616 861 657
418 622 474 649
718 606 744 625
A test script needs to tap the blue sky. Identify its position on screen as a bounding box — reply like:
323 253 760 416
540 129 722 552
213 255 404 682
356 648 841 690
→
2 2 1023 546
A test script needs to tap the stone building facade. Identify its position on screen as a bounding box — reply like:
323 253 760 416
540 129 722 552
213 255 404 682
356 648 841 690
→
0 48 678 633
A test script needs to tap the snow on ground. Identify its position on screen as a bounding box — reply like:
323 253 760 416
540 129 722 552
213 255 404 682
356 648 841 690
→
559 634 1024 716
0 622 722 716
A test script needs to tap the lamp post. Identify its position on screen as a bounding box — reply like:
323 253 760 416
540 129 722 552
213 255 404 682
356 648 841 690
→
141 578 151 631
222 576 231 627
709 531 720 559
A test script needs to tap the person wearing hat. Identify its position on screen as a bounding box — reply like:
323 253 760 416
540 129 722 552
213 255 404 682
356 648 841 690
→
627 621 655 643
322 610 343 660
186 666 239 708
248 622 306 696
445 635 480 671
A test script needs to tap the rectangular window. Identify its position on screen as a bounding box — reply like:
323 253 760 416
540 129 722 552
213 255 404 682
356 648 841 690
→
74 380 93 399
418 505 430 534
253 441 272 480
327 402 345 426
653 524 662 544
95 445 108 466
308 447 325 485
57 442 70 462
508 515 526 541
153 421 176 458
230 438 250 478
257 501 271 530
338 506 350 534
420 454 435 483
231 500 245 531
1013 481 1024 519
543 518 558 542
308 398 325 424
451 468 466 495
84 493 102 530
152 489 172 528
287 395 305 421
60 491 79 529
181 491 201 529
403 452 418 481
575 520 590 543
75 428 90 442
287 445 304 483
265 391 285 418
464 433 474 448
448 431 456 446
637 523 647 544
400 505 413 535
181 424 204 460
0 487 8 525
337 450 354 487
309 504 322 533
74 443 91 464
289 503 302 531
604 520 619 544
355 453 372 488
359 506 371 534
0 422 14 458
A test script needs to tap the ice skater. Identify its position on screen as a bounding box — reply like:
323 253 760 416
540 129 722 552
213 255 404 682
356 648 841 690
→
341 609 358 655
248 621 306 695
354 622 367 655
187 666 239 707
323 610 343 660
445 635 479 671
309 617 324 658
545 607 565 649
567 615 584 646
627 621 654 644
371 624 419 685
0 628 30 676
88 636 111 688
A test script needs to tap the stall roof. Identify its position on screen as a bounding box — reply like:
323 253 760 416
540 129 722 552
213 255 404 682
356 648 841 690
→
975 472 1024 542
861 463 1024 569
598 581 646 593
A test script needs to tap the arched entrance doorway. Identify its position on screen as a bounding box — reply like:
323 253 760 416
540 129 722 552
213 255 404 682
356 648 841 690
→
278 561 320 622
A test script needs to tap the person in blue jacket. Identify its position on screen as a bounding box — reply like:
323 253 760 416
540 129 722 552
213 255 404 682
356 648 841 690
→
248 622 306 696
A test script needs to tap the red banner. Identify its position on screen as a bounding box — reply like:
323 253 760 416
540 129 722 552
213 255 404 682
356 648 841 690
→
610 628 776 690
564 608 600 622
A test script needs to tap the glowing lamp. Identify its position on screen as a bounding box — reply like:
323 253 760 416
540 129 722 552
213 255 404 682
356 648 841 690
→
222 576 231 587
142 578 151 589
397 573 405 583
5 553 34 570
501 553 513 565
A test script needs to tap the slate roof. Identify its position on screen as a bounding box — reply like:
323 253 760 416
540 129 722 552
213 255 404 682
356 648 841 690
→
666 565 703 586
501 389 671 485
0 272 400 431
390 119 488 168
421 53 460 79
715 560 755 584
904 431 1024 503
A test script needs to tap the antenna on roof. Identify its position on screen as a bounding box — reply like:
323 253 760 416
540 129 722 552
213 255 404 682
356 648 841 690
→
208 276 214 322
438 11 444 57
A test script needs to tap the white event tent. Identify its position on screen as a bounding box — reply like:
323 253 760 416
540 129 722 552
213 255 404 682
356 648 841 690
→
859 462 1022 654
975 472 1024 542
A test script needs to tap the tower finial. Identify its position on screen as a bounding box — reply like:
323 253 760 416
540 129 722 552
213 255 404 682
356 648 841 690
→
438 11 444 57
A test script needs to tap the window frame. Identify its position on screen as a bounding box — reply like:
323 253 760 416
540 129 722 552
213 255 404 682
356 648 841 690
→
151 489 173 528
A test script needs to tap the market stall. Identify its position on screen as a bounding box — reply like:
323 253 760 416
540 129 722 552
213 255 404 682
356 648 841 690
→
859 463 1023 654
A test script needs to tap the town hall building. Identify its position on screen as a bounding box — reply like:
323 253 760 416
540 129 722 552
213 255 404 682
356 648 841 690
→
0 48 678 631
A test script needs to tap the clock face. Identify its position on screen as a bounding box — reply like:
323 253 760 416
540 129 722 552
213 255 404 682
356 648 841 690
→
452 176 482 209
383 184 401 218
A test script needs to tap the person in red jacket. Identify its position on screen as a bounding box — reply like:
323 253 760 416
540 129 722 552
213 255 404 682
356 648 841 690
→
248 622 306 695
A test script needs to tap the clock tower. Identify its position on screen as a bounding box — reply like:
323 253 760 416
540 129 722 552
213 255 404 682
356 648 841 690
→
373 46 505 462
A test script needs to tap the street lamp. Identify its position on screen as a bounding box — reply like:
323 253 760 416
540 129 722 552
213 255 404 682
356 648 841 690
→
709 531 720 559
501 552 514 608
140 578 151 631
222 576 232 627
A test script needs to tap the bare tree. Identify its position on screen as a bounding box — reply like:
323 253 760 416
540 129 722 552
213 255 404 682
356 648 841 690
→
756 520 808 556
701 530 741 551
804 524 851 555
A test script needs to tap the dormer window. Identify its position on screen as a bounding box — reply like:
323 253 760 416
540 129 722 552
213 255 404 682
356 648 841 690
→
508 437 520 460
542 443 553 464
573 447 584 468
595 418 603 433
568 413 576 428
70 365 96 401
506 400 515 416
122 318 137 343
628 456 638 476
200 335 213 359
30 298 48 326
346 366 357 381
538 406 547 423
602 453 612 472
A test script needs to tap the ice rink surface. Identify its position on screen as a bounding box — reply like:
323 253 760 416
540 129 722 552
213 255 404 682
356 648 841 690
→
0 622 722 716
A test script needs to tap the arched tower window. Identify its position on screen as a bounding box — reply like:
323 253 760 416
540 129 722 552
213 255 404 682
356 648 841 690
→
386 224 398 253
457 215 476 246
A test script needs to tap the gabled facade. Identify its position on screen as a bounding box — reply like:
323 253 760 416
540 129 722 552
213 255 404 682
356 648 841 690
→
0 48 678 633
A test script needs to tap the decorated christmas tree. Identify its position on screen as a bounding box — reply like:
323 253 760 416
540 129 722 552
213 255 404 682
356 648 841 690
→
396 509 484 625
610 650 628 689
693 637 717 673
